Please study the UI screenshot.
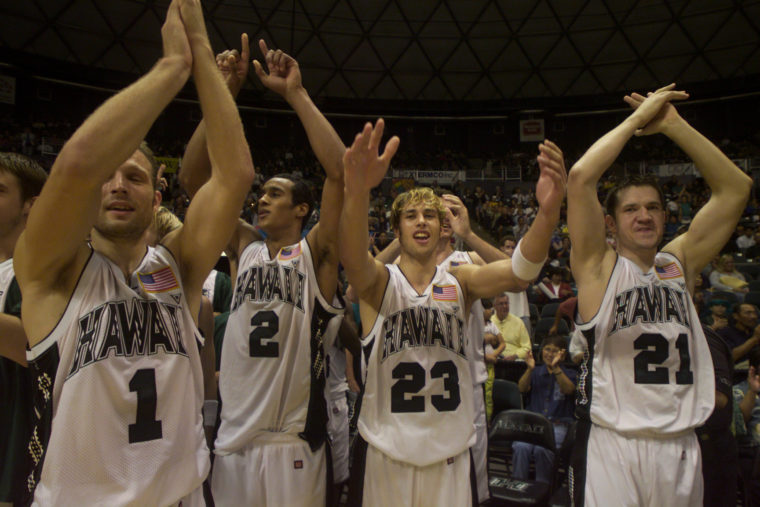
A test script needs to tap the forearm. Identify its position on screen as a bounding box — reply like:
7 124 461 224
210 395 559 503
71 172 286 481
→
554 369 575 395
287 87 345 180
0 313 28 366
518 206 558 267
178 120 211 198
732 337 758 362
741 389 757 423
58 56 190 181
463 231 507 263
570 116 638 187
666 119 752 198
339 193 375 293
190 38 253 188
517 367 533 393
375 238 400 264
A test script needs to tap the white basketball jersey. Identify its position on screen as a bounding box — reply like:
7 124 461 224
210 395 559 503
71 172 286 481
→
201 269 218 302
215 238 343 454
575 252 714 435
440 250 487 385
0 258 12 311
325 337 348 400
359 264 475 467
27 246 209 506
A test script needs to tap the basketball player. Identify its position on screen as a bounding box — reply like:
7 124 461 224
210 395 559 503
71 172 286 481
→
179 41 345 506
567 84 753 506
0 153 46 506
340 120 566 506
374 193 514 502
13 1 255 504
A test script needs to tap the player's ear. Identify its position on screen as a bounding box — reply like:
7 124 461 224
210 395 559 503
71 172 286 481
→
153 190 162 212
604 214 617 236
294 202 308 220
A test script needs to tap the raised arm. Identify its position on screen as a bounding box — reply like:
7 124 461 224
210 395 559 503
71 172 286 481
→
567 85 689 285
253 40 346 297
165 0 254 316
442 194 506 265
457 141 566 305
339 120 399 308
15 0 191 284
623 97 755 284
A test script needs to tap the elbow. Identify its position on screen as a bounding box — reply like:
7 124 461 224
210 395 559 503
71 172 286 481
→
567 166 592 191
512 277 531 292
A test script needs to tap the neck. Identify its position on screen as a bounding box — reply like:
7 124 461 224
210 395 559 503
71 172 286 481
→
0 225 24 263
91 229 149 279
264 229 302 259
434 239 454 265
398 251 438 294
617 244 657 272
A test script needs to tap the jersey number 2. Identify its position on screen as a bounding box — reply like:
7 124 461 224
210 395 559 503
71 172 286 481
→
391 361 460 413
633 333 693 385
249 310 279 357
129 368 163 444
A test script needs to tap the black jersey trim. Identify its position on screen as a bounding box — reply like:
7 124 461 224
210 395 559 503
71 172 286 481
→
569 418 592 507
22 342 61 504
27 248 95 360
347 435 368 507
575 327 595 423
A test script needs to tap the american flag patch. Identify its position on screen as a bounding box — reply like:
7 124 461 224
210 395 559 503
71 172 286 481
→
449 261 462 267
294 460 303 469
432 284 457 301
279 244 302 261
137 266 179 293
655 262 682 280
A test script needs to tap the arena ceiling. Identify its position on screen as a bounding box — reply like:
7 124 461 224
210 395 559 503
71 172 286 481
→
0 0 759 107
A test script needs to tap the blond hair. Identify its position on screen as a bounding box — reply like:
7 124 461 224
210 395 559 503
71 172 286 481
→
390 187 446 230
153 206 182 241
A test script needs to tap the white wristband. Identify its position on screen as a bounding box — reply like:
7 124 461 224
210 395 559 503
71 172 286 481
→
203 400 219 427
511 239 546 281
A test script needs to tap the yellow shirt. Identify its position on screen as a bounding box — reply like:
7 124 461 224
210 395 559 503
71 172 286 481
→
490 312 531 359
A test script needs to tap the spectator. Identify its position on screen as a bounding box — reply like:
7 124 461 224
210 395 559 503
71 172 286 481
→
490 293 531 360
719 303 760 365
535 266 573 304
709 254 749 297
483 299 505 423
697 325 737 507
513 335 576 483
732 348 760 506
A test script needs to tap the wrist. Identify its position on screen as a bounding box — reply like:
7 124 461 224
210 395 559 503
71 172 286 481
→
285 85 309 104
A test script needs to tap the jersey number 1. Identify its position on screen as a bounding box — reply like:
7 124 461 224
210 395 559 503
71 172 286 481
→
129 368 163 444
633 333 693 385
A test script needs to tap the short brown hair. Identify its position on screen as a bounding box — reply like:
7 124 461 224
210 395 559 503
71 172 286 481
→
0 152 47 201
137 141 159 189
390 187 445 230
604 176 665 218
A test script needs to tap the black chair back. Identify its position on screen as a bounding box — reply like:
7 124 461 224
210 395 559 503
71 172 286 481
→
493 379 523 414
490 409 556 452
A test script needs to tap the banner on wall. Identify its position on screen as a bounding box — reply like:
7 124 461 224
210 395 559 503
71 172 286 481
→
156 157 180 174
519 119 544 142
391 169 465 185
0 75 16 105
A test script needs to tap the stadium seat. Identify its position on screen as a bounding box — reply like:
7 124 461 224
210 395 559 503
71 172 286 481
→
529 304 539 329
540 302 560 319
745 292 760 308
748 280 760 292
534 318 569 343
488 410 558 506
493 379 523 414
